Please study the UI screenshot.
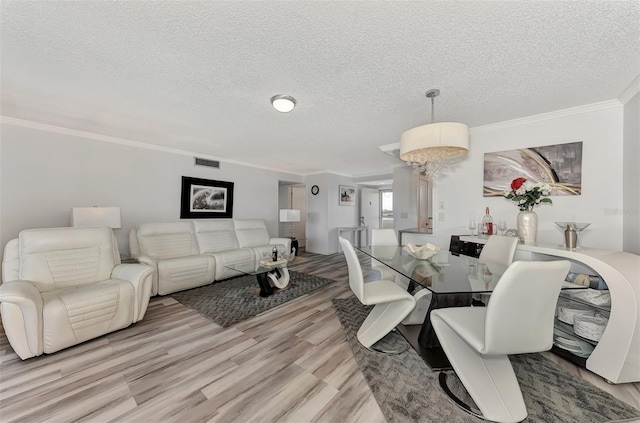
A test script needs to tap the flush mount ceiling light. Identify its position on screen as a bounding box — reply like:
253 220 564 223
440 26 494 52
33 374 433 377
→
270 94 296 113
400 89 469 178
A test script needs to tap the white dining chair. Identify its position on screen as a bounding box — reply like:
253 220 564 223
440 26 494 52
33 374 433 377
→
339 237 416 351
430 260 571 423
475 235 520 306
479 235 519 266
370 229 401 282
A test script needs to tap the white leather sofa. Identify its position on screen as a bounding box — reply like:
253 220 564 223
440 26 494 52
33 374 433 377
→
129 219 292 296
0 226 154 360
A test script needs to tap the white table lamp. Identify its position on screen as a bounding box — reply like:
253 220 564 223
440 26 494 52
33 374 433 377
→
279 209 300 239
71 207 121 229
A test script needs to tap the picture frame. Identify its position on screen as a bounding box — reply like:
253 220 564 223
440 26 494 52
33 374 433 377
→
483 141 583 197
339 185 356 206
180 176 234 219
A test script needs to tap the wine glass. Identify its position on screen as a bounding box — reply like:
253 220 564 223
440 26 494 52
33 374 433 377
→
498 220 507 235
468 219 476 236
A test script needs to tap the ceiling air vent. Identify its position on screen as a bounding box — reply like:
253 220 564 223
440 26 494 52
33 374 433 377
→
194 157 220 169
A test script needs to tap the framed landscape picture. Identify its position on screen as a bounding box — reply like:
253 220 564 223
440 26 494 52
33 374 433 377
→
339 185 356 206
180 176 234 218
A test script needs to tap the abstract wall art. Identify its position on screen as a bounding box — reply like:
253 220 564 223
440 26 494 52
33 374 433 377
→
483 141 583 197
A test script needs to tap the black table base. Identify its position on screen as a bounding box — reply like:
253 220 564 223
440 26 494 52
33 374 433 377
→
255 268 282 297
419 293 473 348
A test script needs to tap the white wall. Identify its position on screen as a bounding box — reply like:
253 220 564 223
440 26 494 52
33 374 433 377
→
394 102 626 251
622 92 640 254
0 122 303 256
304 173 360 255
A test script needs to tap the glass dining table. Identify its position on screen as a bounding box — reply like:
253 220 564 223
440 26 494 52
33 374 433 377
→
354 245 581 369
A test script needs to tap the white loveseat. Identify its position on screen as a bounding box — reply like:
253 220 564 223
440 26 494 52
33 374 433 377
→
129 219 292 296
0 226 154 360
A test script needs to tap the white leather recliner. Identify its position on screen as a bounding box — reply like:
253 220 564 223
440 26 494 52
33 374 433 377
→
0 226 154 360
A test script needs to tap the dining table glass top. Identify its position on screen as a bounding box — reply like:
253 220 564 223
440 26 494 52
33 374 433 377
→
355 245 583 295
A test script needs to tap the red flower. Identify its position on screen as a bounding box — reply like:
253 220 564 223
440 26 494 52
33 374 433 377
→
511 177 526 190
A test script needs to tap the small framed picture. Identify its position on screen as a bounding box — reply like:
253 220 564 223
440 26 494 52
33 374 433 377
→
180 176 234 219
339 185 356 206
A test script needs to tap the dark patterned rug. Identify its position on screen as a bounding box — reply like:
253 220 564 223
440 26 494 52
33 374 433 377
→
333 296 640 423
172 270 334 327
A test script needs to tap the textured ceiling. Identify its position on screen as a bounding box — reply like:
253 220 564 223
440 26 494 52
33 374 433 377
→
1 1 639 178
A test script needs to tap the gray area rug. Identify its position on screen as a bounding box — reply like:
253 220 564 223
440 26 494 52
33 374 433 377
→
333 296 640 423
172 270 333 327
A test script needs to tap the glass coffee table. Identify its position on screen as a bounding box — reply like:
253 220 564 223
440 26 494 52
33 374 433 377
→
225 258 290 297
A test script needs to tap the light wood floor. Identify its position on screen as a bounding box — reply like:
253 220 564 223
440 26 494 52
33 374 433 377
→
0 251 638 422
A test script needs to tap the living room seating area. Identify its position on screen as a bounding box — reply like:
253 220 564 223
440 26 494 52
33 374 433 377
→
129 219 292 296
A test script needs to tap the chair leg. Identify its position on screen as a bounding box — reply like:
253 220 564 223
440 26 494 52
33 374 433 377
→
431 313 527 423
357 299 414 349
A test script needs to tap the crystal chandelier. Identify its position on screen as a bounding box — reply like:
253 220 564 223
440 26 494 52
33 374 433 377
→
400 89 469 178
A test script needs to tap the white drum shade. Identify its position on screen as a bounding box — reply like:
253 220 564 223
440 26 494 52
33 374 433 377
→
71 207 121 228
279 209 301 223
400 122 469 163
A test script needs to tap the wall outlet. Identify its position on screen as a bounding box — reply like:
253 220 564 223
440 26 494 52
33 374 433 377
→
400 212 408 218
438 212 445 221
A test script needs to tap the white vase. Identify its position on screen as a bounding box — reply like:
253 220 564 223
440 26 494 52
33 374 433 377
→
517 210 538 244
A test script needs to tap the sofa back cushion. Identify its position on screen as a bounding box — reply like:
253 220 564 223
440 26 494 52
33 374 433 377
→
234 219 270 248
193 220 239 253
17 227 118 292
136 222 199 260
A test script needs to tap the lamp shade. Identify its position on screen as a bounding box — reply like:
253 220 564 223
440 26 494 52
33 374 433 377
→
279 209 301 223
71 207 121 228
400 122 469 163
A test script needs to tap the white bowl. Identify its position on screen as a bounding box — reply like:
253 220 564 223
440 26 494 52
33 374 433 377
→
403 243 440 260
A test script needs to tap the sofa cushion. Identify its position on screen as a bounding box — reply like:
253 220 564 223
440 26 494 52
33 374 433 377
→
156 255 215 295
209 248 255 280
41 279 133 353
234 220 270 248
193 220 240 253
136 222 199 260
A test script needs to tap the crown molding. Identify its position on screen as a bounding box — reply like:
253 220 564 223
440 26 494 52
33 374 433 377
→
470 100 622 134
378 100 623 150
0 116 304 176
618 75 640 105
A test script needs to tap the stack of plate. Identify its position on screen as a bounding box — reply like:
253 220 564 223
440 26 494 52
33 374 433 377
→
557 303 595 325
564 289 611 306
553 329 594 358
574 314 608 342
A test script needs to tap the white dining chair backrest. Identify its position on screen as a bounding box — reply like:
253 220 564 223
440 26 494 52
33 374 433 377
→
483 260 571 355
339 237 366 303
371 229 398 246
479 235 519 267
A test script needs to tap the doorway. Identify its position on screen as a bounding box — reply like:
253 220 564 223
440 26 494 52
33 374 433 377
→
381 189 393 229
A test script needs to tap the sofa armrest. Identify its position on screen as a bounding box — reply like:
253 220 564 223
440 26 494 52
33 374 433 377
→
135 255 159 297
112 263 154 322
0 281 43 359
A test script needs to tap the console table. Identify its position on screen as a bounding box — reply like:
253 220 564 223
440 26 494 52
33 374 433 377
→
337 226 369 252
459 236 639 384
